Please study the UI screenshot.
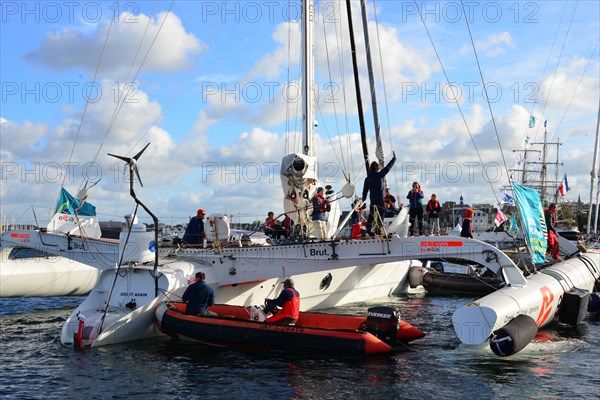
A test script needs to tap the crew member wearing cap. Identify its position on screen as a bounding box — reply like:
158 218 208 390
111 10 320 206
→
312 187 331 239
265 278 300 325
181 209 206 246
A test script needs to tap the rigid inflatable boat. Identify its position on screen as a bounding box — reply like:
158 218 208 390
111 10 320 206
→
155 302 425 355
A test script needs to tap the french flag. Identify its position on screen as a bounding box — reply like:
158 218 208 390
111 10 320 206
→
559 174 570 196
494 210 507 227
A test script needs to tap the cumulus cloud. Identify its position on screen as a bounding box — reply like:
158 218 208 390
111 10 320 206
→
476 32 513 57
24 12 201 79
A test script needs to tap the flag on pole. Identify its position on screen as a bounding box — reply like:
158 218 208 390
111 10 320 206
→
501 192 516 206
509 214 519 234
559 174 570 196
512 183 547 264
528 115 536 128
544 120 547 128
515 152 525 166
494 210 507 227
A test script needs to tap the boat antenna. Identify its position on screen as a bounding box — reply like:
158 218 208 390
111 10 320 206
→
108 143 160 297
345 0 370 174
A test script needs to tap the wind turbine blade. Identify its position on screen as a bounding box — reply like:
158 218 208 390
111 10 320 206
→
133 143 151 161
108 153 131 164
134 165 144 187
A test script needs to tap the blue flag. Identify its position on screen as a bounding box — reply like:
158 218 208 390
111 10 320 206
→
55 188 96 216
512 183 547 264
529 115 536 128
502 191 515 206
509 214 519 234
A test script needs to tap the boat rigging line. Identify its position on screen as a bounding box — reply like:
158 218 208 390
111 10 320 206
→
550 41 599 143
346 0 370 175
59 0 119 190
519 0 571 144
459 0 510 184
530 0 579 145
90 0 170 167
319 5 350 182
372 0 400 196
413 1 501 206
359 0 384 169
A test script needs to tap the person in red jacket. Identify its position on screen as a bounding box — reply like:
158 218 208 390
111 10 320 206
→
265 278 300 325
460 208 474 239
544 203 560 260
426 194 441 235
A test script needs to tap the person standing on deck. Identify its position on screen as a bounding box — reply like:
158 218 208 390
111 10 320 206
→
181 209 206 246
544 203 560 260
426 194 441 235
361 151 397 236
312 187 331 239
460 208 474 239
407 182 424 236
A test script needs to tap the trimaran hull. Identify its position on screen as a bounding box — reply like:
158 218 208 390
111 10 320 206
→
453 253 600 351
57 234 522 347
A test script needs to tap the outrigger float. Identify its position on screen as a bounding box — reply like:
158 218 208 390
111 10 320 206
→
453 252 600 356
155 302 425 355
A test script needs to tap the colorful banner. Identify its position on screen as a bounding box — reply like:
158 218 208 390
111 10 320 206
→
512 183 547 264
55 187 97 216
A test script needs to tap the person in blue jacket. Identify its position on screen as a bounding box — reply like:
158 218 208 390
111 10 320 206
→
181 209 206 246
182 271 215 315
361 151 397 236
407 182 424 236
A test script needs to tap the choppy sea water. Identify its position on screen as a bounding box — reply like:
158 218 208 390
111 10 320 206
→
0 294 598 399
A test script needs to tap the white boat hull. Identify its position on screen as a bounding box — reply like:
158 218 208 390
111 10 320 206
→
452 253 600 346
0 245 101 297
60 259 415 347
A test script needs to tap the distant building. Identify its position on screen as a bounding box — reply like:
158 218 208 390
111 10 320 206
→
440 196 497 232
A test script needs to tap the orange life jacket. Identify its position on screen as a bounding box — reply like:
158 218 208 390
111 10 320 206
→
267 288 300 322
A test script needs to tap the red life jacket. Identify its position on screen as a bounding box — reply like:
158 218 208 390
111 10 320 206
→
267 288 300 322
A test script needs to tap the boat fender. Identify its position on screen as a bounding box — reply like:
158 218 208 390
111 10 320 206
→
408 266 427 288
558 288 590 326
489 314 537 356
74 312 86 350
361 307 399 343
588 292 600 313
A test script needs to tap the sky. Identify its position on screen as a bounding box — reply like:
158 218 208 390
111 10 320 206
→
1 0 599 226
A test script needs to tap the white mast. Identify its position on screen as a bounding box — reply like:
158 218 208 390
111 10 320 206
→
302 0 315 156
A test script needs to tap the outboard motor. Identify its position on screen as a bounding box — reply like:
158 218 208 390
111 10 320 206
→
362 307 399 344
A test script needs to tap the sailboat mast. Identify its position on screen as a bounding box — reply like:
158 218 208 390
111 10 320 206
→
302 0 315 156
345 0 370 174
540 123 548 205
359 0 384 167
587 100 600 235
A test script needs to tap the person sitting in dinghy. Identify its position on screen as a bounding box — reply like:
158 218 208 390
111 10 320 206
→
264 278 300 325
182 272 216 316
